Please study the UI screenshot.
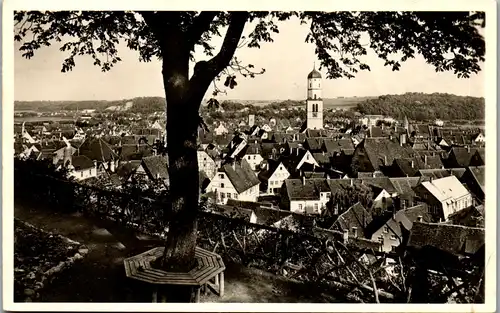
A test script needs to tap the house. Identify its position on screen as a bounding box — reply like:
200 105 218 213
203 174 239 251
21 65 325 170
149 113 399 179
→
77 137 119 173
351 138 415 176
322 138 354 156
210 204 258 224
131 155 170 187
280 149 319 176
238 142 264 171
448 204 484 228
472 132 485 144
65 155 98 181
460 166 485 203
406 222 484 270
469 148 485 166
257 160 290 195
365 204 431 253
413 176 473 222
444 146 479 168
331 202 373 238
206 159 260 204
280 178 331 215
214 122 229 136
197 149 217 179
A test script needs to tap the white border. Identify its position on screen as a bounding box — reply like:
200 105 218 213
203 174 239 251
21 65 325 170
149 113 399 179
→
3 0 497 312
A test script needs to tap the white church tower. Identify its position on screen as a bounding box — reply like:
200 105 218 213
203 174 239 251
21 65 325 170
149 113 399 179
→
306 64 323 130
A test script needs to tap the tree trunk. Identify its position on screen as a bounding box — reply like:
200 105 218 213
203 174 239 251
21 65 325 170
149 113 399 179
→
157 51 202 302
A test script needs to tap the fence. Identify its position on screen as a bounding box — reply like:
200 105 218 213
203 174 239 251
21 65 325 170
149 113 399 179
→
13 164 484 303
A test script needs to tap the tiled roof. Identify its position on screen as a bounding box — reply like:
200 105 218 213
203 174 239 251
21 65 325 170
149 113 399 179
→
78 137 118 162
468 166 485 192
408 222 484 256
322 138 354 155
334 202 373 234
71 155 95 170
361 138 416 171
284 179 319 200
141 155 169 181
304 137 323 152
222 159 260 193
420 176 470 203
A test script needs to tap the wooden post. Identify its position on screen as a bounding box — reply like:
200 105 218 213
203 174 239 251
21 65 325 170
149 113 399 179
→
152 286 157 303
219 272 224 297
195 287 201 303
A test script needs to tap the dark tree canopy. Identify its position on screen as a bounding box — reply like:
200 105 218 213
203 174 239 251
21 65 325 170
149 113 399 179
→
15 11 485 87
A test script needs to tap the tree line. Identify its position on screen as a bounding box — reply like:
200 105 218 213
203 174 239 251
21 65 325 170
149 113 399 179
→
355 92 485 121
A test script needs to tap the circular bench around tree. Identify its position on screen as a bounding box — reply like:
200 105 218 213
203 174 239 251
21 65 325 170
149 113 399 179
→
124 246 225 302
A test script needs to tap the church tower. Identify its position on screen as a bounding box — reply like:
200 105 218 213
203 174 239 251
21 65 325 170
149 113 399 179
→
306 64 323 130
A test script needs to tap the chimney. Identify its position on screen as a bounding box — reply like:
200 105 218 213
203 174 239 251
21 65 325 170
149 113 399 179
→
343 229 349 244
302 176 306 185
430 176 434 183
350 178 354 186
411 160 415 168
417 215 422 222
424 155 428 166
352 226 358 238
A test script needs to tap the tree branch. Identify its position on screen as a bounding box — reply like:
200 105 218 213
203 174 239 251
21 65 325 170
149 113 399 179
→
187 11 218 47
188 11 248 108
207 11 249 74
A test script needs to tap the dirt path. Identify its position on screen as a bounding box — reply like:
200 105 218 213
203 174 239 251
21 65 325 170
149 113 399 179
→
14 202 341 303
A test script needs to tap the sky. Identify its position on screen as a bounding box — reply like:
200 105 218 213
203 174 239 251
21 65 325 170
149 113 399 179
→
14 16 485 102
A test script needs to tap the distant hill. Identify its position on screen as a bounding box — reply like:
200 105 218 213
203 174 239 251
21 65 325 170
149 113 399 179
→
355 92 485 121
15 97 166 114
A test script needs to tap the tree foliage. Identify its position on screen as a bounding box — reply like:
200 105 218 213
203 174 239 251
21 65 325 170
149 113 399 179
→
355 92 485 121
15 11 485 87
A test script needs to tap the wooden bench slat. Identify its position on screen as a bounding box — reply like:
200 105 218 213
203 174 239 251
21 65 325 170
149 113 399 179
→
197 268 224 284
192 266 217 281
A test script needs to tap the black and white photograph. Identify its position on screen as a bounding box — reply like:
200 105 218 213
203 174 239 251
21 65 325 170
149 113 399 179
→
4 1 496 311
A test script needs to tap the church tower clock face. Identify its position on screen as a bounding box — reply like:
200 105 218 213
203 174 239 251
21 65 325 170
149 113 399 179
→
306 64 324 130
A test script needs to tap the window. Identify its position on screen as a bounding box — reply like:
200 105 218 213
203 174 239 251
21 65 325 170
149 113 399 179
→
203 157 207 161
89 169 92 175
314 94 317 100
81 171 83 178
378 236 384 243
253 155 256 160
390 234 397 240
298 204 303 211
219 174 224 179
391 245 398 253
270 181 274 186
227 193 231 198
234 193 238 199
384 226 389 233
221 193 225 199
279 166 283 170
314 203 319 212
248 155 251 160
221 183 225 188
